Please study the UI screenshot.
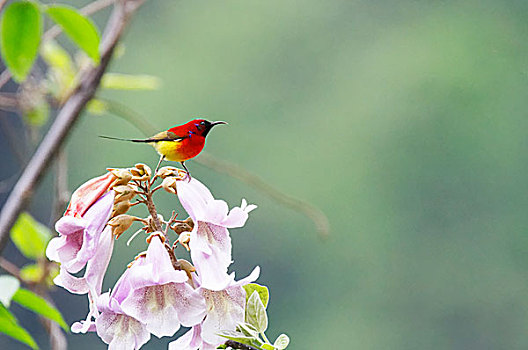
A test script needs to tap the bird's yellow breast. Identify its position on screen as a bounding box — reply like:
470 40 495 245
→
151 137 205 162
152 141 185 162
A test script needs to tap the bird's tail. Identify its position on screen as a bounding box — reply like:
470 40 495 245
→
99 135 151 143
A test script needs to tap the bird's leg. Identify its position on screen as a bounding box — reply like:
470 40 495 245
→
180 161 191 181
149 155 165 187
154 155 165 175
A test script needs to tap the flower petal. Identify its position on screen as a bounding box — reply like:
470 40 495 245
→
65 172 116 217
75 192 114 265
55 216 87 236
84 226 114 296
125 236 188 289
190 223 233 291
176 178 214 222
121 282 205 338
53 267 89 294
200 287 246 345
96 311 150 350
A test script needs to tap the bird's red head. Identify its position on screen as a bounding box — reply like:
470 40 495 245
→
177 119 227 138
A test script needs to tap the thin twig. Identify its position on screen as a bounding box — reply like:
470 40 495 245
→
0 256 22 280
0 0 145 254
0 0 8 13
0 93 18 110
0 70 11 91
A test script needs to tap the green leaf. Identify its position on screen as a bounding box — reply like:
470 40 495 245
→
86 98 108 115
24 100 49 127
19 264 43 283
0 275 20 307
0 303 38 349
46 5 100 63
0 1 42 82
217 330 256 345
262 344 275 350
273 334 290 349
244 283 269 308
12 288 68 331
41 40 77 101
246 291 268 333
237 322 260 339
101 73 162 90
10 212 51 260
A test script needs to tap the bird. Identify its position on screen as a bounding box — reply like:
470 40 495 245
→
100 119 227 177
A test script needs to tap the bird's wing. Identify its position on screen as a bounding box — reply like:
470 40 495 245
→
145 130 188 143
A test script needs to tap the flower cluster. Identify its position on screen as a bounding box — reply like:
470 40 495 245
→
46 164 260 349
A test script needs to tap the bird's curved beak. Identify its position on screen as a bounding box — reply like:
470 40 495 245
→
211 121 228 126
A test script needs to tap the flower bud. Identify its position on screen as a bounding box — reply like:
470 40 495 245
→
130 163 151 181
156 166 179 179
113 185 137 203
146 231 165 244
108 214 140 239
177 231 191 251
64 172 116 217
175 258 195 283
161 177 177 195
184 217 194 229
112 200 131 217
171 222 192 234
107 168 132 186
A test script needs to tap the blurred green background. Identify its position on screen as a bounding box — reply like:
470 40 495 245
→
3 0 528 349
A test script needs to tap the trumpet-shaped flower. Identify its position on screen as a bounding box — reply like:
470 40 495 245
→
168 324 216 350
119 235 207 337
169 266 260 348
93 268 151 350
64 172 116 217
176 178 257 290
46 191 114 295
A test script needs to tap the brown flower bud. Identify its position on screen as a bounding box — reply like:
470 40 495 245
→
171 222 192 234
130 163 151 181
161 177 177 195
157 166 179 179
177 231 191 251
107 168 132 186
108 214 140 239
184 217 194 229
113 185 137 203
146 231 166 244
112 200 131 217
175 258 195 282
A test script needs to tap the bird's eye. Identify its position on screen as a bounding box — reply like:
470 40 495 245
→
200 121 206 125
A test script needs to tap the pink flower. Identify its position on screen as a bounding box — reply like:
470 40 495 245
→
169 266 260 349
168 324 216 350
93 271 151 350
64 172 116 217
72 259 152 349
46 191 115 295
119 235 206 337
176 178 257 290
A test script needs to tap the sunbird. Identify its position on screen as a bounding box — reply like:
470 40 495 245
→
100 119 227 176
